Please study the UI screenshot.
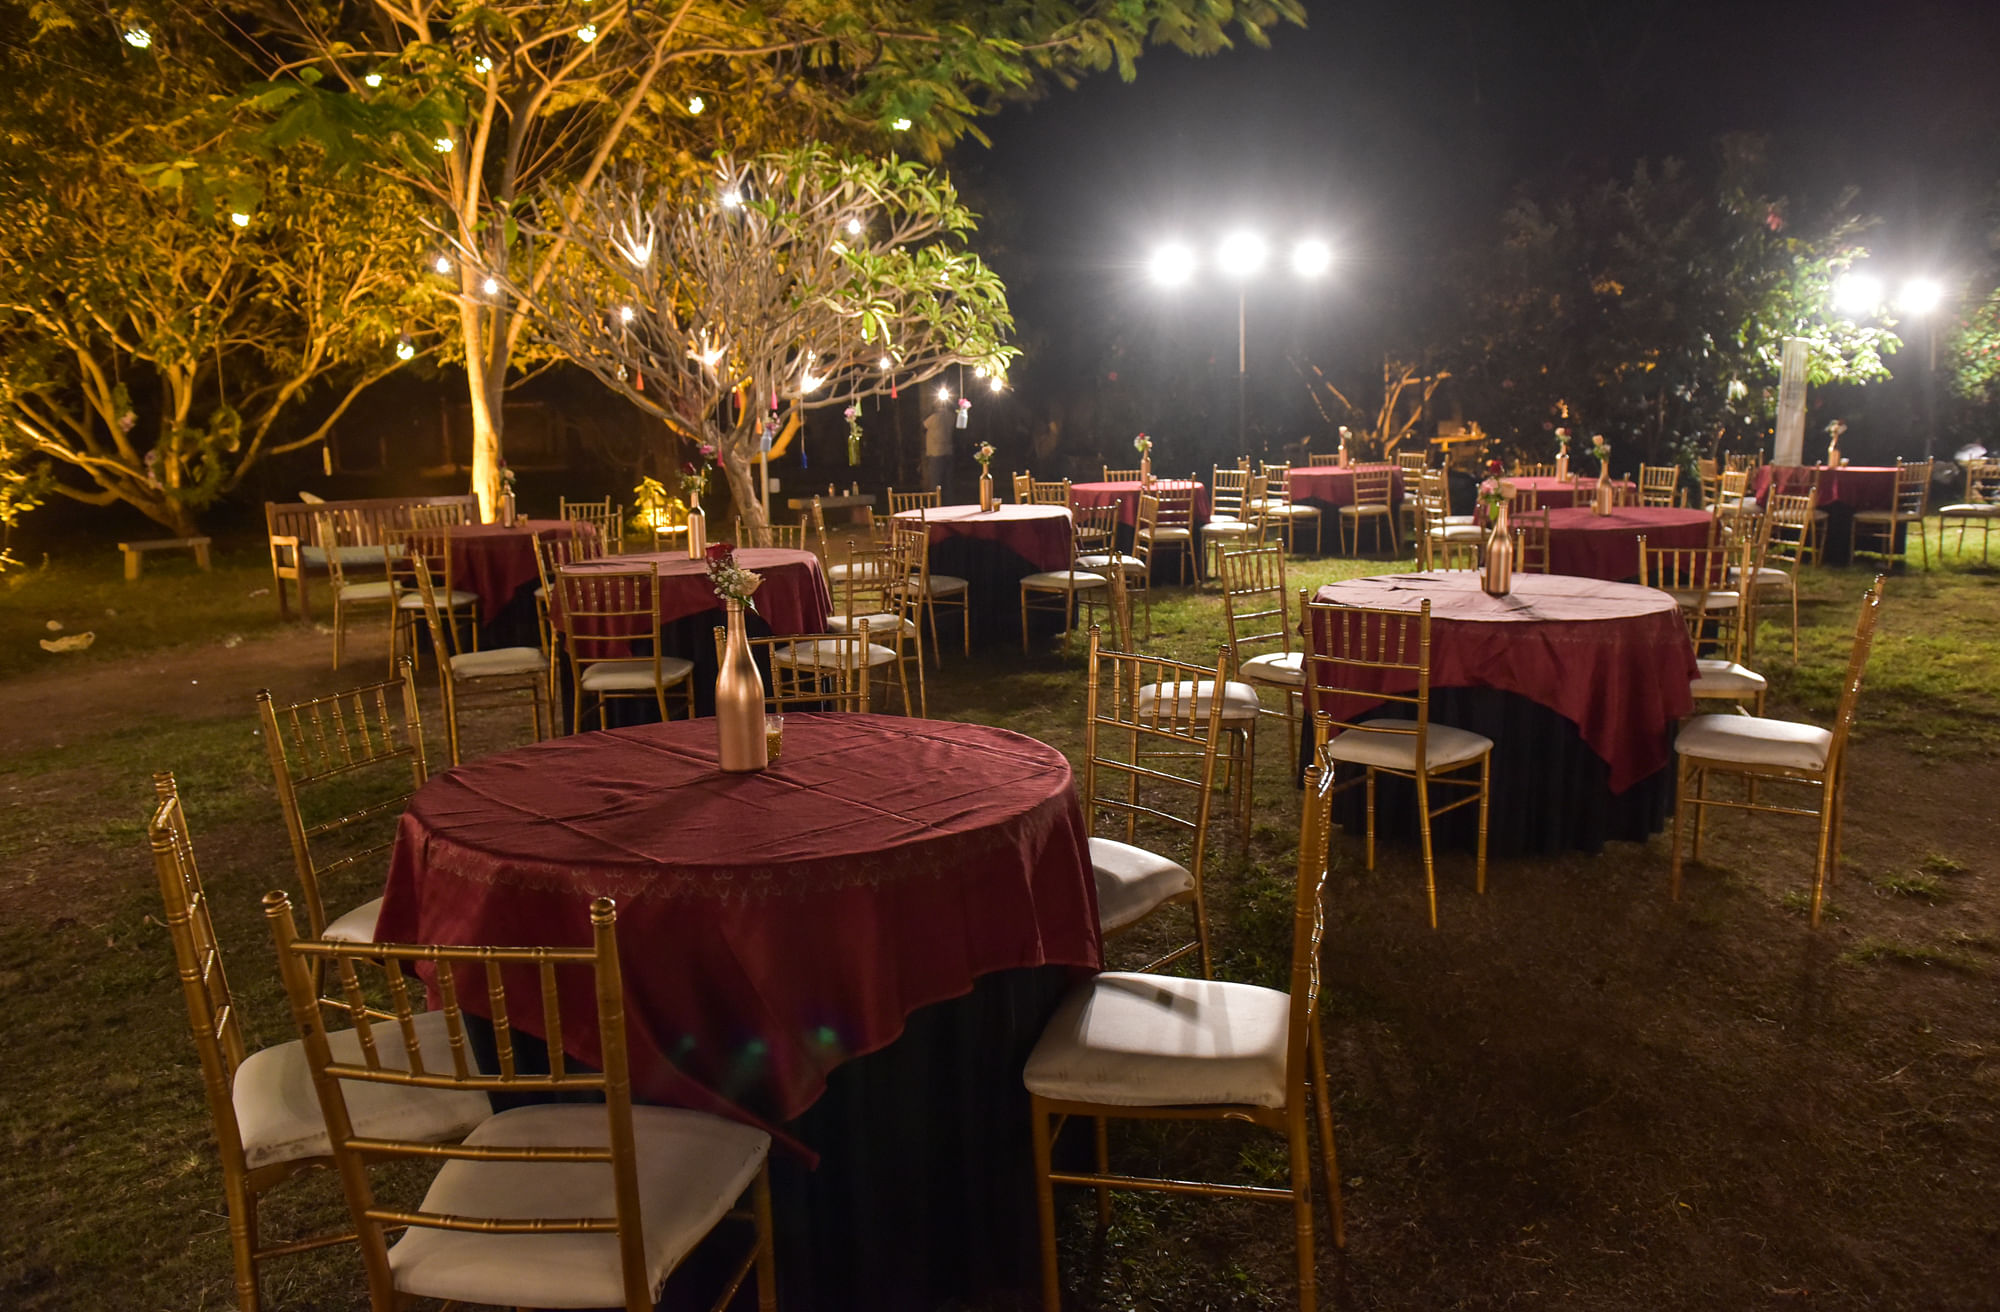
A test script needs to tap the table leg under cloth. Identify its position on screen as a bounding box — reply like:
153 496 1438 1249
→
1296 686 1676 857
926 536 1077 647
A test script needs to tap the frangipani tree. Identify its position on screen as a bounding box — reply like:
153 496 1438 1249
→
506 149 1015 535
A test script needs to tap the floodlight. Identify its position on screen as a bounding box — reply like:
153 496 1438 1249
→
1216 230 1267 279
1896 277 1944 315
1291 239 1332 278
1832 272 1884 315
1147 242 1197 287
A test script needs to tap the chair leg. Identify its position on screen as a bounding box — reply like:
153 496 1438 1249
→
330 597 345 670
1029 1102 1062 1312
752 1163 778 1312
1415 771 1438 929
1289 1114 1317 1306
228 1180 262 1312
1810 774 1839 927
1309 1022 1346 1248
1363 768 1377 870
1474 755 1491 895
1020 588 1031 655
1669 758 1691 901
1093 1116 1111 1226
1692 766 1709 859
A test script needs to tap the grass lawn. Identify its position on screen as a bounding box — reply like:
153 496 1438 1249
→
2 528 1997 1310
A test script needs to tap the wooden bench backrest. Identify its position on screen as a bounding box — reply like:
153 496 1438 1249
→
265 494 480 548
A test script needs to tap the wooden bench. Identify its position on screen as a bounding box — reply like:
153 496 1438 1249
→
265 494 480 621
118 536 212 581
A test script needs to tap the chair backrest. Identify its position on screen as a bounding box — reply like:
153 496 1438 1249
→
1637 536 1737 642
886 487 941 515
397 525 454 599
408 556 464 662
1211 466 1251 520
1395 450 1430 476
1302 596 1436 762
1891 458 1933 516
1414 468 1452 530
1082 629 1227 878
263 892 655 1312
1030 477 1071 507
1429 534 1480 571
255 662 429 939
1825 575 1888 773
1963 458 2000 505
1764 492 1816 571
533 523 604 598
1724 451 1756 473
1071 502 1118 565
1638 464 1681 508
410 502 470 530
1513 509 1551 573
556 564 663 679
1012 471 1035 503
148 772 254 1178
1152 484 1197 535
561 497 625 554
1350 465 1394 508
1284 749 1336 1089
716 624 872 713
1306 452 1343 466
1218 545 1291 665
1507 484 1544 516
1102 465 1143 483
834 538 918 631
313 509 389 590
1133 492 1165 567
733 516 808 550
1513 462 1556 478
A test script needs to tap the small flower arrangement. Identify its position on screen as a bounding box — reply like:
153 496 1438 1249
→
1554 427 1571 451
973 441 996 470
843 405 863 466
1590 433 1611 468
681 441 718 498
706 542 764 607
1133 432 1153 456
498 461 516 492
1826 419 1847 440
1478 459 1514 519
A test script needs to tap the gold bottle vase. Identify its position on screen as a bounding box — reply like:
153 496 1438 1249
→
714 599 768 772
686 494 707 559
1592 477 1613 517
1139 454 1153 488
1481 505 1513 597
499 490 517 527
979 472 996 513
1554 452 1569 483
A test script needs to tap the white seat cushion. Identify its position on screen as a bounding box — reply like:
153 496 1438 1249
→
1135 679 1261 725
1150 526 1194 542
1200 521 1256 538
1939 503 2000 517
1428 524 1484 542
579 657 694 692
1089 837 1195 934
450 646 545 679
1675 713 1831 772
1339 503 1393 516
234 1010 492 1171
1023 972 1292 1109
337 580 397 602
1439 514 1477 526
1320 717 1492 771
1019 570 1108 592
1239 650 1305 688
1726 565 1792 587
1667 588 1741 612
826 612 919 637
388 1104 770 1309
771 638 898 669
323 896 383 944
1262 503 1319 518
398 588 479 610
1691 659 1767 698
1078 553 1145 570
303 544 394 568
921 574 969 596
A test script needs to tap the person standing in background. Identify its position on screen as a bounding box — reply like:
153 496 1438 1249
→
922 394 954 495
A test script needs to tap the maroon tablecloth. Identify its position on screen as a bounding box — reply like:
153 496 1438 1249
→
1068 479 1210 527
559 547 831 637
893 504 1073 572
1543 506 1713 580
427 519 594 620
1308 571 1696 794
376 714 1101 1139
1753 464 1898 511
1286 463 1406 508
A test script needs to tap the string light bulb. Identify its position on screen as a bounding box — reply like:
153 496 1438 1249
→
892 117 912 131
720 189 743 210
364 73 382 88
473 56 492 74
619 305 635 323
936 385 951 403
229 212 250 228
122 28 152 49
433 256 452 275
687 95 705 115
481 276 499 296
846 217 862 236
989 376 1003 392
394 338 416 361
434 137 454 153
576 23 597 42
878 357 892 370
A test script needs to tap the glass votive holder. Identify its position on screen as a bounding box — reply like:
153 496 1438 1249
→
765 714 784 763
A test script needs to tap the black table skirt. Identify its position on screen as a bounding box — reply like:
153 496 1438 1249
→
1296 686 1676 857
467 965 1075 1311
927 537 1071 647
556 606 779 731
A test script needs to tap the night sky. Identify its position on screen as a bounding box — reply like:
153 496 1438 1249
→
948 0 2000 461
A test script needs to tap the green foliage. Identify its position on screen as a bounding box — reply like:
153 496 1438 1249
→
1943 287 2000 407
1443 138 1901 468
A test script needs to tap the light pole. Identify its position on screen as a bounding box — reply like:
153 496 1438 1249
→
1150 232 1332 452
1896 277 1945 459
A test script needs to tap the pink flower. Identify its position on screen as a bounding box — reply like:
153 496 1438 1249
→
706 542 732 563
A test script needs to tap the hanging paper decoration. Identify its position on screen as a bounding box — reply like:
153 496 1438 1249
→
954 396 971 430
760 416 776 454
844 404 863 466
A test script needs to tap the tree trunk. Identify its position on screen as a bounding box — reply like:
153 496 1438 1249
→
460 298 503 523
720 446 769 540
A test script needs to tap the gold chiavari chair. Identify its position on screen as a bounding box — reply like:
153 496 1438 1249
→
1733 493 1809 662
733 516 809 550
1101 464 1144 482
1261 461 1323 554
1939 457 2000 563
1025 747 1344 1307
1030 477 1072 506
1303 596 1493 928
1012 470 1035 503
409 502 471 530
1638 463 1683 508
1639 536 1746 658
532 527 604 715
1306 451 1343 466
255 660 429 944
1670 576 1887 926
1020 508 1112 658
556 563 698 729
1075 501 1146 635
1201 466 1267 581
1430 536 1481 571
886 486 942 515
263 893 777 1312
1119 492 1171 642
1415 470 1481 569
560 496 626 554
1338 464 1399 556
1395 449 1430 539
1852 457 1934 570
1515 510 1551 573
313 510 398 671
892 515 970 662
828 537 925 715
1145 482 1197 585
393 525 481 669
148 774 492 1312
1512 461 1557 478
1078 629 1228 976
1219 545 1306 763
410 557 548 765
1725 451 1757 473
722 621 873 714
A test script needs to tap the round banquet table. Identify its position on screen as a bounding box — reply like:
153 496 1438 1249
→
1752 463 1901 565
429 519 595 649
893 504 1073 645
376 713 1102 1309
1542 505 1713 580
1302 571 1697 856
556 548 830 721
